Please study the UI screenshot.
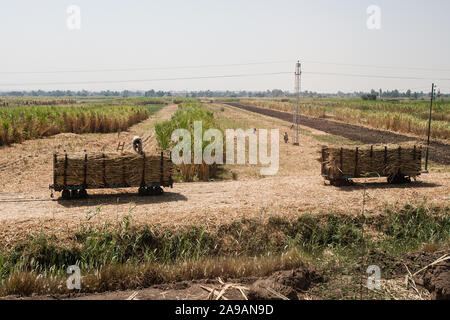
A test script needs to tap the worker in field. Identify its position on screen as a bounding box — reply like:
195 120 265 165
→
133 136 143 154
283 132 289 143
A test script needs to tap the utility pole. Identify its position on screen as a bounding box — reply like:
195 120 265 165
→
293 60 301 146
424 83 435 172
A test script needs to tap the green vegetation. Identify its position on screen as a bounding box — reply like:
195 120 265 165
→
0 97 76 107
309 133 361 145
0 98 167 146
0 203 447 296
155 99 218 149
155 99 222 181
239 98 450 140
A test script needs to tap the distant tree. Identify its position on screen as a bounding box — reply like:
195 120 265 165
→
270 89 284 97
145 90 156 97
361 94 377 101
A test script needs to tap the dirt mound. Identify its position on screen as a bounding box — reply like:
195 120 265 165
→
356 251 441 278
52 133 82 139
423 259 450 300
248 267 318 300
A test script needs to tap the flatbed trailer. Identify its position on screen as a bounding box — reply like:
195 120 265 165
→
320 145 422 186
50 151 173 199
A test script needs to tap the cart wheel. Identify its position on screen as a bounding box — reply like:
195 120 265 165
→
331 179 343 186
138 187 146 196
79 189 88 198
388 174 411 184
62 189 70 200
155 186 164 195
71 190 79 199
147 186 155 196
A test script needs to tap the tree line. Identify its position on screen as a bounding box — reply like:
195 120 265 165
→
0 89 447 98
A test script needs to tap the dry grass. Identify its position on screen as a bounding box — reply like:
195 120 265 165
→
0 249 305 296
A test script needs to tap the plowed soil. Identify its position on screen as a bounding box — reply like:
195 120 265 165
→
225 102 450 165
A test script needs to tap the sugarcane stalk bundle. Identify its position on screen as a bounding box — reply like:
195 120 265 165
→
52 151 173 190
320 144 422 181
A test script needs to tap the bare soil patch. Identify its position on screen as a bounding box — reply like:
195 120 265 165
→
423 258 450 300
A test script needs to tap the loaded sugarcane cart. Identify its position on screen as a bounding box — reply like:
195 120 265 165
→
50 137 174 199
320 144 422 186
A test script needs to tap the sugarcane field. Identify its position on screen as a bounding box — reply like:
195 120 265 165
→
0 1 449 314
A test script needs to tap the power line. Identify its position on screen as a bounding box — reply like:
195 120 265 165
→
2 59 450 75
1 70 449 88
303 71 450 81
0 71 292 87
0 60 293 75
303 60 450 73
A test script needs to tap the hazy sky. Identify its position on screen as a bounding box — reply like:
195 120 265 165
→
0 0 449 93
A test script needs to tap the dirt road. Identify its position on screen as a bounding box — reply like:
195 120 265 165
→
224 102 450 165
0 173 449 242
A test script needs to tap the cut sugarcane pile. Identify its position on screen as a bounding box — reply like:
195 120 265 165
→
320 144 422 180
53 151 173 189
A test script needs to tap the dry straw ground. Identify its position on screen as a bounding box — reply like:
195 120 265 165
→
0 103 448 246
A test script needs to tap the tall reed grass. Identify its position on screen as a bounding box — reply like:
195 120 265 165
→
0 103 163 146
155 100 221 181
239 98 450 140
333 108 450 139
